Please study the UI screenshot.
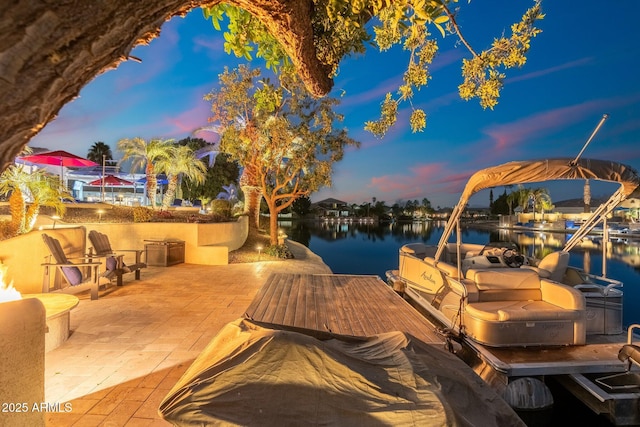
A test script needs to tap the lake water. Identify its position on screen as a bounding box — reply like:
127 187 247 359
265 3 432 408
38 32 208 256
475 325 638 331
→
282 219 640 327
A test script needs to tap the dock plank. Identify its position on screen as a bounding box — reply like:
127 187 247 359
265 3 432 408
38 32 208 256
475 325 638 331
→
245 273 443 344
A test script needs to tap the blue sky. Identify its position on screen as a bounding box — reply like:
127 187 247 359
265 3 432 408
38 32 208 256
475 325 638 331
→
29 1 640 208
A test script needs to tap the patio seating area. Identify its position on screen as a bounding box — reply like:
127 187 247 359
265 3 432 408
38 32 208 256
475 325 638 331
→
44 242 331 426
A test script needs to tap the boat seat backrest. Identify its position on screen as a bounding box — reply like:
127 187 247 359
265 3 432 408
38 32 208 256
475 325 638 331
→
466 268 541 291
434 260 461 280
401 243 428 258
536 251 570 282
445 243 484 263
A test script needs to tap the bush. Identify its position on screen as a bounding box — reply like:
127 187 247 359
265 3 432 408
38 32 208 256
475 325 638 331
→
210 199 231 217
153 210 174 221
133 207 153 223
111 206 134 222
264 244 294 259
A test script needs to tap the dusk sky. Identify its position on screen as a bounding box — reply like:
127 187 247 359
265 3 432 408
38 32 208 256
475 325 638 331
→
28 1 640 208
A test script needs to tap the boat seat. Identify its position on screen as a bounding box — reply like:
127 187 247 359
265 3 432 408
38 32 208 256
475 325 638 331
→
618 324 640 371
465 300 583 322
436 260 462 280
445 243 484 264
522 251 570 282
466 268 540 290
461 274 586 346
619 345 640 370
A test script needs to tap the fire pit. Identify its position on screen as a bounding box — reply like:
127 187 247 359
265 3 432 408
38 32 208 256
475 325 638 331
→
0 297 46 426
22 293 79 352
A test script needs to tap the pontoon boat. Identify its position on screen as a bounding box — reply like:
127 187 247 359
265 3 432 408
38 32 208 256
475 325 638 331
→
387 157 640 424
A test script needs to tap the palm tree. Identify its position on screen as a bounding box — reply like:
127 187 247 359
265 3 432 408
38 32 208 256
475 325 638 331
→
529 187 550 222
87 141 113 164
506 191 518 217
156 145 207 209
117 138 172 208
0 165 71 235
536 193 554 222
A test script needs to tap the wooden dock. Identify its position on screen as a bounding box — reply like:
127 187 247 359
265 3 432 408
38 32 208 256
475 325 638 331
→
244 273 444 345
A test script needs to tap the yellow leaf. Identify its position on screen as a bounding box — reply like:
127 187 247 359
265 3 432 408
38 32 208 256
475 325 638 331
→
434 15 449 24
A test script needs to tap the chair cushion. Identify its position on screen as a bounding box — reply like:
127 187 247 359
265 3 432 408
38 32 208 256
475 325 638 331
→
466 300 581 322
106 256 118 271
61 266 83 286
467 269 541 291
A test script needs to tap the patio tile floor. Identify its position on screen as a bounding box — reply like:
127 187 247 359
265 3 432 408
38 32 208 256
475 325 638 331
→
44 245 331 426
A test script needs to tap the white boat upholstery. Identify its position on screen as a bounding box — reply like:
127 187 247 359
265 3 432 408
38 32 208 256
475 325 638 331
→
460 268 586 346
444 243 485 263
522 251 570 282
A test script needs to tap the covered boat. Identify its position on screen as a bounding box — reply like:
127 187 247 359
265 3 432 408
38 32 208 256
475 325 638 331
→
158 318 523 426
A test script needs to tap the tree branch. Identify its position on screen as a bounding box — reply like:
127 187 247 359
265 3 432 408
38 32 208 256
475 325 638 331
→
442 4 479 57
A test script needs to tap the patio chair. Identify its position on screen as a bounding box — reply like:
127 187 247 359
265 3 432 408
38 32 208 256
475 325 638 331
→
172 198 183 207
41 233 111 300
88 230 146 286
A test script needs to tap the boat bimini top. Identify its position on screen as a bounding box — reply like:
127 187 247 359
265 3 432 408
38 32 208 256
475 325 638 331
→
434 158 640 262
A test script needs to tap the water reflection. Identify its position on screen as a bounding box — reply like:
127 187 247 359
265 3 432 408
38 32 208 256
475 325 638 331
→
283 220 640 326
284 220 640 280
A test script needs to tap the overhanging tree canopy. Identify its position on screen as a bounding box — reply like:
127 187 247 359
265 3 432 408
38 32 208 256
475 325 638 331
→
0 0 542 173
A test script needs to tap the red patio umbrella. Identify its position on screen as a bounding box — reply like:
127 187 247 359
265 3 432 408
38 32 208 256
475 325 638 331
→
19 150 98 185
19 150 98 168
88 175 134 202
88 175 133 187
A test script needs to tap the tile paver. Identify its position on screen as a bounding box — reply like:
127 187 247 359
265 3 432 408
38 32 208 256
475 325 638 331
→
42 242 331 426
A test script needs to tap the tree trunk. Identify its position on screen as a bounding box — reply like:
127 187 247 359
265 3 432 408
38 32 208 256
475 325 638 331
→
162 176 179 209
9 190 25 234
0 0 335 175
24 201 40 233
146 170 158 209
269 205 279 245
242 185 262 229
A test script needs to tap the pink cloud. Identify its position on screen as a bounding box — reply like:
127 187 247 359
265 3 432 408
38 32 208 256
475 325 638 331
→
369 162 457 199
340 75 403 109
481 93 640 157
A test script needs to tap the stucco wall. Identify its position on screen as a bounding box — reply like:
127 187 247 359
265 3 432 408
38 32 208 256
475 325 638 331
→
0 216 248 294
0 227 87 294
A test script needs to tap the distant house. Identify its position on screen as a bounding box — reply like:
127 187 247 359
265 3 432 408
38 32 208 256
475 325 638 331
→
553 197 608 215
312 198 351 217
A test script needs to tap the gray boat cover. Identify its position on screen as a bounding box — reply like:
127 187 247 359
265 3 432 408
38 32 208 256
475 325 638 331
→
158 318 524 426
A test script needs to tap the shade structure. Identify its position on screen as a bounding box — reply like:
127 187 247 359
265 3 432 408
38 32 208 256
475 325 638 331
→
136 175 169 185
19 150 98 168
19 150 98 186
88 175 134 202
88 175 133 186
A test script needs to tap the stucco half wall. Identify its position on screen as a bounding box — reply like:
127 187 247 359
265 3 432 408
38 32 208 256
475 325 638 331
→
87 215 248 266
0 216 248 294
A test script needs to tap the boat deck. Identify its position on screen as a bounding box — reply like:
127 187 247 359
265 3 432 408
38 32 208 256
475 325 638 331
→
244 273 444 345
472 333 628 377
